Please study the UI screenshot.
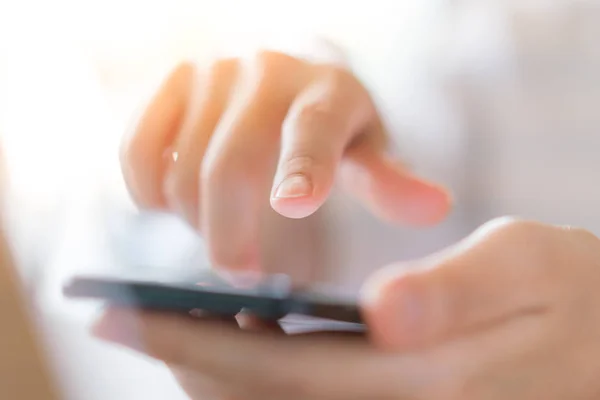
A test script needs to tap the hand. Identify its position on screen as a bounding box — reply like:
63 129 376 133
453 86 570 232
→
120 52 451 271
92 217 600 399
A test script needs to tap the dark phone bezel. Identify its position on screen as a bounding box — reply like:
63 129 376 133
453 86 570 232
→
62 276 364 324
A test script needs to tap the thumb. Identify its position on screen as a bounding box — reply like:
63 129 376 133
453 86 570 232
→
360 218 557 351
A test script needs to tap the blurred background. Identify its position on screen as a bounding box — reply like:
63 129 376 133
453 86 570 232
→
1 0 600 398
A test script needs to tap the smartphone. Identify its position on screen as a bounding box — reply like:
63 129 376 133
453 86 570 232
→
62 272 365 327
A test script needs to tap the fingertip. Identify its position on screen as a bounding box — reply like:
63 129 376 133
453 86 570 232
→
90 309 112 339
341 153 453 227
397 178 453 226
91 307 124 336
91 307 145 351
361 266 428 351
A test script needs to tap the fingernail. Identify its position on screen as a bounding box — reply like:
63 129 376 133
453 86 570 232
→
91 309 144 351
274 174 313 199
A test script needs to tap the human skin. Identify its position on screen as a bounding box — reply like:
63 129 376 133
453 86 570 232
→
102 52 600 399
118 53 451 273
93 217 600 400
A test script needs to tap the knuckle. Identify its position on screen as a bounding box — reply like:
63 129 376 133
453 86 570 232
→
251 51 288 87
286 68 367 134
320 65 369 109
475 217 570 287
322 65 359 92
254 50 299 73
474 216 545 244
477 215 526 234
297 98 338 123
290 97 345 134
247 51 305 99
206 57 240 84
157 61 196 97
280 154 317 175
